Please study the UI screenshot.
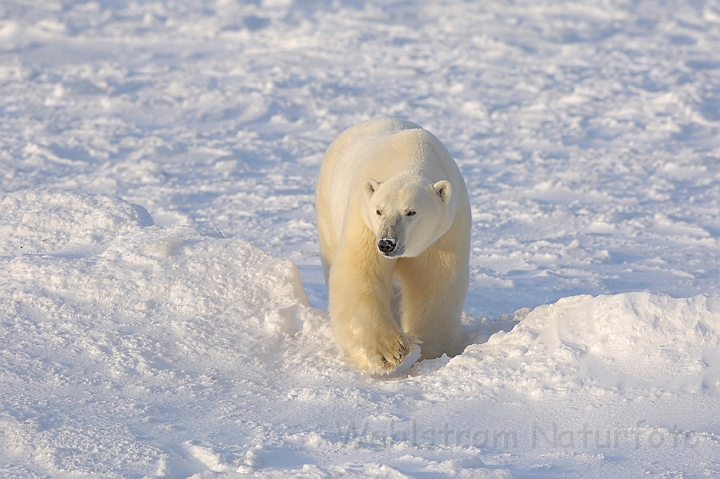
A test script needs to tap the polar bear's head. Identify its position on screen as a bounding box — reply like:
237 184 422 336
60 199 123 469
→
362 173 456 258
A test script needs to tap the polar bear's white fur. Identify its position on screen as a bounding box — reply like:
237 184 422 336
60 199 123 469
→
316 118 471 375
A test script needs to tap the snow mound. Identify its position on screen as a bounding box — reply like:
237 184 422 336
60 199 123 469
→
0 189 332 478
3 190 720 477
444 293 720 397
0 189 153 255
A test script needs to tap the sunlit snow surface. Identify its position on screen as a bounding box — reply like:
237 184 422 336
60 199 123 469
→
1 0 720 477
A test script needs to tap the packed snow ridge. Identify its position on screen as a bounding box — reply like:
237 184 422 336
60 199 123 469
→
1 189 719 477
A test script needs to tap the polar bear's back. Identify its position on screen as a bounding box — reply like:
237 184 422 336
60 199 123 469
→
322 118 423 184
318 118 466 240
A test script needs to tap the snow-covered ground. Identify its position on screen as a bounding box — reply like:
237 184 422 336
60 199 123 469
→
1 0 720 477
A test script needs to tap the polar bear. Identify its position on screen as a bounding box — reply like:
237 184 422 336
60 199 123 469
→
315 118 471 374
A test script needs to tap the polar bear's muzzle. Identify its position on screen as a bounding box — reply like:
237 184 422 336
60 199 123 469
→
377 238 397 255
377 237 405 257
377 218 406 257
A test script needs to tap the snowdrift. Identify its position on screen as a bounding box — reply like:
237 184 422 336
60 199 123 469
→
0 189 333 477
450 294 720 397
1 190 719 477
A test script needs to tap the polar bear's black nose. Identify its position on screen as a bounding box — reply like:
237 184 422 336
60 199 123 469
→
378 238 396 255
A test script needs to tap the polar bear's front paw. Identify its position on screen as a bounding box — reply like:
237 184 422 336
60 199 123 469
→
365 332 411 374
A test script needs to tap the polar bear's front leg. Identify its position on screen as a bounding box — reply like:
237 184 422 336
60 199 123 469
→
328 230 410 374
396 235 469 360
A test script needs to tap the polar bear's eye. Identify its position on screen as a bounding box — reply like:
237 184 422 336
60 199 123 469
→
406 211 416 217
376 209 382 216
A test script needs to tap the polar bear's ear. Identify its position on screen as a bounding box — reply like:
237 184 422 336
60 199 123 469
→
434 180 452 203
364 179 380 201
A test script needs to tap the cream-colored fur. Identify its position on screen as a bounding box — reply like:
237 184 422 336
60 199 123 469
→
316 118 471 375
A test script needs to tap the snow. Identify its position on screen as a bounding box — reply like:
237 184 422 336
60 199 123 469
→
1 0 720 477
